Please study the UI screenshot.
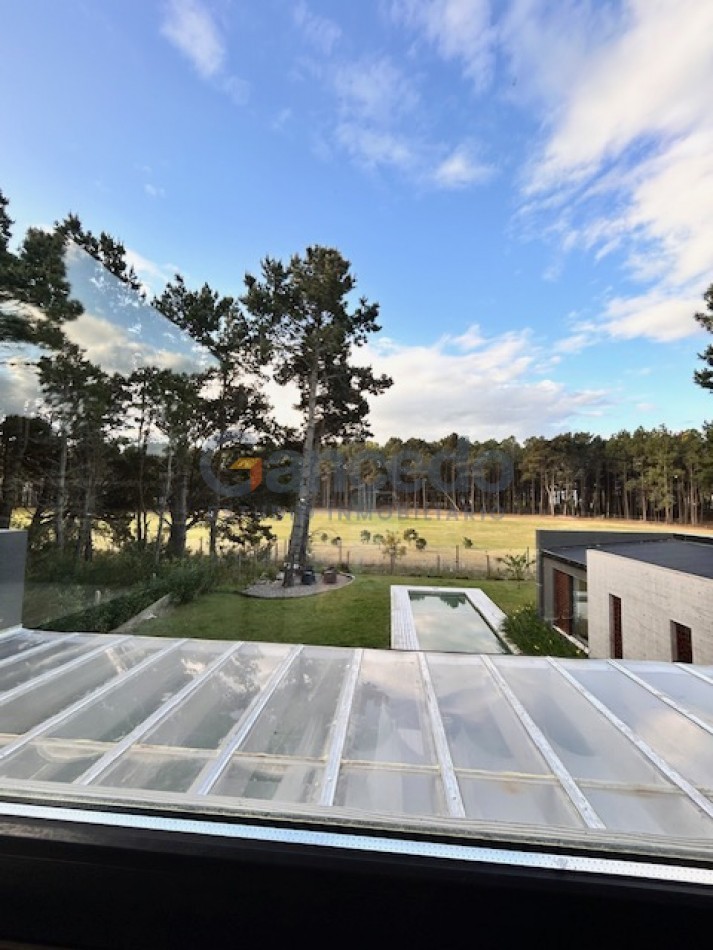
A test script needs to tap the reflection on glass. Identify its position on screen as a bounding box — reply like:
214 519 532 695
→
344 652 435 766
211 758 322 805
408 592 506 653
335 766 445 817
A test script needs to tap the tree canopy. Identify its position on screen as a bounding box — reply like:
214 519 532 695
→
242 245 393 584
694 282 713 392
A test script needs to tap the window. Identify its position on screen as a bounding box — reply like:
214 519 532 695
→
554 568 574 635
671 621 693 663
610 595 623 659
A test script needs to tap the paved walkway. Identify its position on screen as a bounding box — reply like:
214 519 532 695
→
243 572 354 599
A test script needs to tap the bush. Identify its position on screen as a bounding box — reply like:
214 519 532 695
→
37 555 223 632
502 605 584 658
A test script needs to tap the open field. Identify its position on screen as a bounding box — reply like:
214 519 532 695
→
13 508 712 575
138 575 537 649
264 510 713 574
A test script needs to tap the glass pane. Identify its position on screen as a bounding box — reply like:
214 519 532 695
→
621 663 713 729
427 656 550 774
142 643 291 749
0 641 160 736
584 787 713 839
95 751 206 793
210 757 322 805
0 637 99 693
564 665 713 789
343 651 436 766
240 648 349 758
0 739 104 782
47 642 226 743
458 775 584 829
0 631 48 662
493 659 672 786
335 766 446 817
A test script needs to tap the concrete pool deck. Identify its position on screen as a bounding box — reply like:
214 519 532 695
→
390 585 519 653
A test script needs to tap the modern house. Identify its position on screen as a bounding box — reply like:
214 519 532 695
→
3 526 713 941
537 529 713 662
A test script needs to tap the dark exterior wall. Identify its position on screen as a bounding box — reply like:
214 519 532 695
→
0 530 28 630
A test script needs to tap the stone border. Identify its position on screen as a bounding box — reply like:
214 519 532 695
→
111 594 173 633
243 572 354 599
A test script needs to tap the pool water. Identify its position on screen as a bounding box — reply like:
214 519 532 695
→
408 592 507 654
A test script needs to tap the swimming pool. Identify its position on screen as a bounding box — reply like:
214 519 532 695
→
391 586 512 654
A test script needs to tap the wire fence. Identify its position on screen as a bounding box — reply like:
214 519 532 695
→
267 539 535 580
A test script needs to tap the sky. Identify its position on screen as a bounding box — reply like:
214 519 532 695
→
2 0 713 443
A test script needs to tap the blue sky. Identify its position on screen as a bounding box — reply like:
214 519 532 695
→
2 0 712 442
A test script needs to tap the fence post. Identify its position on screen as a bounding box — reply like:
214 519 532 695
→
455 544 460 571
436 554 441 574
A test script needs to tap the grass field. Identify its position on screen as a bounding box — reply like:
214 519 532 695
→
260 510 713 574
138 575 537 649
13 507 709 561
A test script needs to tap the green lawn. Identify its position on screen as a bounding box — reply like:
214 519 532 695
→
138 574 536 649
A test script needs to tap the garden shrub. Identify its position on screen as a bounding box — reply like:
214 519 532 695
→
502 605 584 658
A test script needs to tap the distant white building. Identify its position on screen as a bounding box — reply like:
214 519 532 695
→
537 529 713 663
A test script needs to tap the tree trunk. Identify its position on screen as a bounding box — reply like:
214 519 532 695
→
55 432 68 551
168 462 189 558
284 363 319 587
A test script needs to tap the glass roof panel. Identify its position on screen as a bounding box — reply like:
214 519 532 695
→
0 631 48 662
583 787 713 839
239 647 350 758
617 663 713 729
426 655 550 774
0 640 161 736
47 642 227 743
564 664 713 789
335 766 446 817
343 650 436 766
458 775 584 829
0 739 105 783
141 642 291 750
0 637 99 693
491 659 672 787
210 757 323 805
95 750 207 794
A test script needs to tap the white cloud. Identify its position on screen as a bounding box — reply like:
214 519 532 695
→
392 0 494 89
349 327 610 441
161 0 248 104
432 144 493 188
526 1 713 191
144 183 166 199
161 0 225 78
335 124 416 172
294 2 342 55
334 56 419 125
508 0 713 346
330 55 491 187
553 332 594 355
600 289 703 343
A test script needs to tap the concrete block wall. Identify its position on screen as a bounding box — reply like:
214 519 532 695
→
587 549 713 663
0 530 28 631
